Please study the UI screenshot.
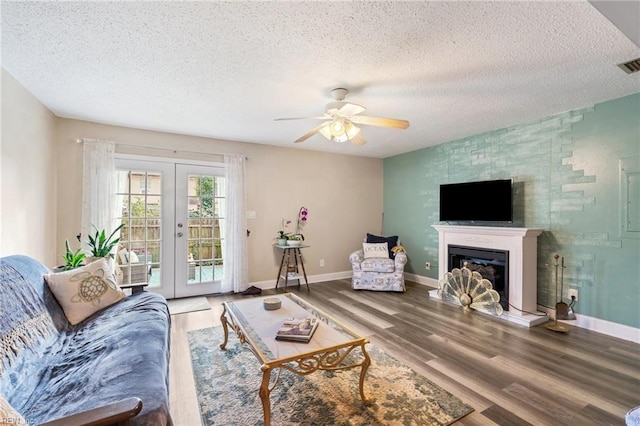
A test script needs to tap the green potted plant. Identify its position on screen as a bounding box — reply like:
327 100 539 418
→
286 233 304 246
53 240 86 272
62 239 86 270
275 230 289 246
86 223 124 261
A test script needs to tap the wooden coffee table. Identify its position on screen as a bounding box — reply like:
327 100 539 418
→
219 293 371 426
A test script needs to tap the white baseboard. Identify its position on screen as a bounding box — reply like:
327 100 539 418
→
405 272 439 288
536 305 640 344
250 270 351 291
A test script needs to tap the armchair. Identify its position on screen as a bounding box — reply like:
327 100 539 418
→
349 234 407 292
116 246 151 285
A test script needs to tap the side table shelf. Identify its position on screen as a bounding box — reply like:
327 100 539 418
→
274 244 310 292
119 282 148 294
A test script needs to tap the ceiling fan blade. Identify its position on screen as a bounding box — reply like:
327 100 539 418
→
350 132 367 146
350 115 410 129
294 122 331 143
274 116 329 121
336 102 367 116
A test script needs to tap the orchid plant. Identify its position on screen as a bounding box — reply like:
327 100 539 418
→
276 207 309 241
276 218 292 240
294 206 309 240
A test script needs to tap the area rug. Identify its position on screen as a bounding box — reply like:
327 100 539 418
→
188 326 473 425
167 296 211 315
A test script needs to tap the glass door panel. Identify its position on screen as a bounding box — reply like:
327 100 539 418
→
115 160 175 299
176 164 225 297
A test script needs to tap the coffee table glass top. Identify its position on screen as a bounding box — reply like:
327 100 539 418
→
225 293 363 363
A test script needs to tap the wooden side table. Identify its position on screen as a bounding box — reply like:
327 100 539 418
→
274 244 310 292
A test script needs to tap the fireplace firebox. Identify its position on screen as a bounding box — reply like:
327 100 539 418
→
448 245 509 311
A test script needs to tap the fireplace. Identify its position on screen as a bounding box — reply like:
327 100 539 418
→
432 225 546 327
448 245 509 311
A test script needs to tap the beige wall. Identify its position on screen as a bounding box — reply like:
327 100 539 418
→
1 69 57 265
56 118 383 283
1 69 382 282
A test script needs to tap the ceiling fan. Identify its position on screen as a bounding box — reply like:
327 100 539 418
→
275 88 410 145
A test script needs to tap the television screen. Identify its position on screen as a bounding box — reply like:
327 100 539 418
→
439 179 513 222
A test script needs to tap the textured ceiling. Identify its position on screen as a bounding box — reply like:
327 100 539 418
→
2 1 639 158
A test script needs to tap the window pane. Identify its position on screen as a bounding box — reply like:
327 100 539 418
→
184 173 225 285
131 171 147 195
115 168 163 290
147 196 161 217
147 172 161 196
130 195 146 218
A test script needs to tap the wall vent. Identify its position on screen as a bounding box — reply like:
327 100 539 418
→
618 58 640 74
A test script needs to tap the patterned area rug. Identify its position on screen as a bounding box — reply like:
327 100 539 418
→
188 327 473 425
166 296 211 315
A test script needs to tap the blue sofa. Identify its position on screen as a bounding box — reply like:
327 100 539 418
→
0 255 172 425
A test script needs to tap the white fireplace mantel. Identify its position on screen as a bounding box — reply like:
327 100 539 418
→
432 225 546 326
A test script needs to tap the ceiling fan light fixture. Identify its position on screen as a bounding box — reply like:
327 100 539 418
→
332 133 350 143
330 119 345 137
344 120 360 139
319 119 361 143
318 125 332 140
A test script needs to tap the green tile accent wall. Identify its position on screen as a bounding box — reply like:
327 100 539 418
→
384 93 640 328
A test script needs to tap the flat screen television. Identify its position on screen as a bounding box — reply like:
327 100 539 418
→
439 179 513 222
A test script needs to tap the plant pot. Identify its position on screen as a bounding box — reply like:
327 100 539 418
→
276 238 287 246
85 255 114 264
286 240 302 247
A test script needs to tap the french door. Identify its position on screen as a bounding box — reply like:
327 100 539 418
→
175 164 226 297
115 158 225 299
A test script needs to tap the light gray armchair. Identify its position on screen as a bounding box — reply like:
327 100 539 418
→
349 235 407 292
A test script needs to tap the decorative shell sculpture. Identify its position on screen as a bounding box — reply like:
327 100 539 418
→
438 265 503 316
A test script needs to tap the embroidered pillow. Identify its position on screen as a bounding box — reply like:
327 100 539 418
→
45 257 126 325
366 233 399 259
363 242 389 259
0 395 26 425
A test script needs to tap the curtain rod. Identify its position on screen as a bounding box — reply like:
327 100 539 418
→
75 138 250 160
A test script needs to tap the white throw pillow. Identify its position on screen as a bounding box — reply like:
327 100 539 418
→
45 257 126 325
363 242 389 259
118 248 130 264
118 249 140 264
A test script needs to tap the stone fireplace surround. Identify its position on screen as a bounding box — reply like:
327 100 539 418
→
431 225 547 327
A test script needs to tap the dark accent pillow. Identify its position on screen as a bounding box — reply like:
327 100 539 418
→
366 233 399 259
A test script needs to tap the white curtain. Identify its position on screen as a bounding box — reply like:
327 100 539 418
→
221 154 248 293
80 140 117 254
114 170 128 238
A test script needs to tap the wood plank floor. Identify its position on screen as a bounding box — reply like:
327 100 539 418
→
169 280 640 425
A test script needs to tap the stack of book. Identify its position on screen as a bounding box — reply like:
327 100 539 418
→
275 317 319 343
